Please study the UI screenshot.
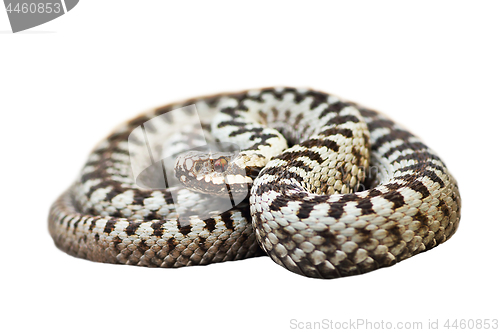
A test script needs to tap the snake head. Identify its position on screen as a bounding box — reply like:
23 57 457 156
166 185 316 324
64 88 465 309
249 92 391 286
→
174 150 252 196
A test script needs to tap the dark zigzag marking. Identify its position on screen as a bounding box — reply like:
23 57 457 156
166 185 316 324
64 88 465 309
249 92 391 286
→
268 157 312 173
178 218 191 235
304 90 329 109
335 193 362 203
399 161 445 174
419 168 446 187
328 202 348 219
258 87 320 105
151 221 164 237
228 126 263 137
220 211 235 230
291 90 306 104
394 163 446 188
367 118 395 132
319 102 350 119
382 191 406 210
325 115 360 126
249 131 278 142
204 218 216 232
373 130 413 149
297 202 316 219
381 142 428 159
269 195 289 211
317 127 353 138
300 138 340 151
220 107 239 117
393 174 431 198
367 188 383 197
262 161 308 184
125 221 140 236
217 120 248 128
356 198 375 215
246 133 280 151
104 220 114 234
278 150 325 165
392 152 443 166
256 87 296 101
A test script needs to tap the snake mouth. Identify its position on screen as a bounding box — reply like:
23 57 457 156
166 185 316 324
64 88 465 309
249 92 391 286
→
174 150 252 196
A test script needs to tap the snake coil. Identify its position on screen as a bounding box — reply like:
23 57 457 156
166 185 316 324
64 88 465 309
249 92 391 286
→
49 87 461 279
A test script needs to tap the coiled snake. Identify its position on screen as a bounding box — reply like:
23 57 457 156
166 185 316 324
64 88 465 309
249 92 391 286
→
49 87 461 279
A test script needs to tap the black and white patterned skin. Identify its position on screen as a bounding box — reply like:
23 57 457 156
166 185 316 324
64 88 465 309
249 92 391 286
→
48 87 461 279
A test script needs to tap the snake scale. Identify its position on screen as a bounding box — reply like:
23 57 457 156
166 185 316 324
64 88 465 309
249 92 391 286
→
49 87 461 279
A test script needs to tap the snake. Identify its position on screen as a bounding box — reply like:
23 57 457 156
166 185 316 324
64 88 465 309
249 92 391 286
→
48 87 461 279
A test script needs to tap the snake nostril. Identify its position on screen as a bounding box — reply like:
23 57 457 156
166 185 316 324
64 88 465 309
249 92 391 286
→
194 162 203 173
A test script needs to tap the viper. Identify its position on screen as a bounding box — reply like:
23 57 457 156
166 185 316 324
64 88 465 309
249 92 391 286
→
49 87 461 279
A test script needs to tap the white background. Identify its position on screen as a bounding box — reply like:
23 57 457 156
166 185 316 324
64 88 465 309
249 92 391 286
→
1 1 499 332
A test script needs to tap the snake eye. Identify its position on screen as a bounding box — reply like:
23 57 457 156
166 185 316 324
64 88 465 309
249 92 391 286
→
213 158 228 173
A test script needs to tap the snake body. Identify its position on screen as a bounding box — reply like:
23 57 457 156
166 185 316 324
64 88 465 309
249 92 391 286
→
49 87 461 279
